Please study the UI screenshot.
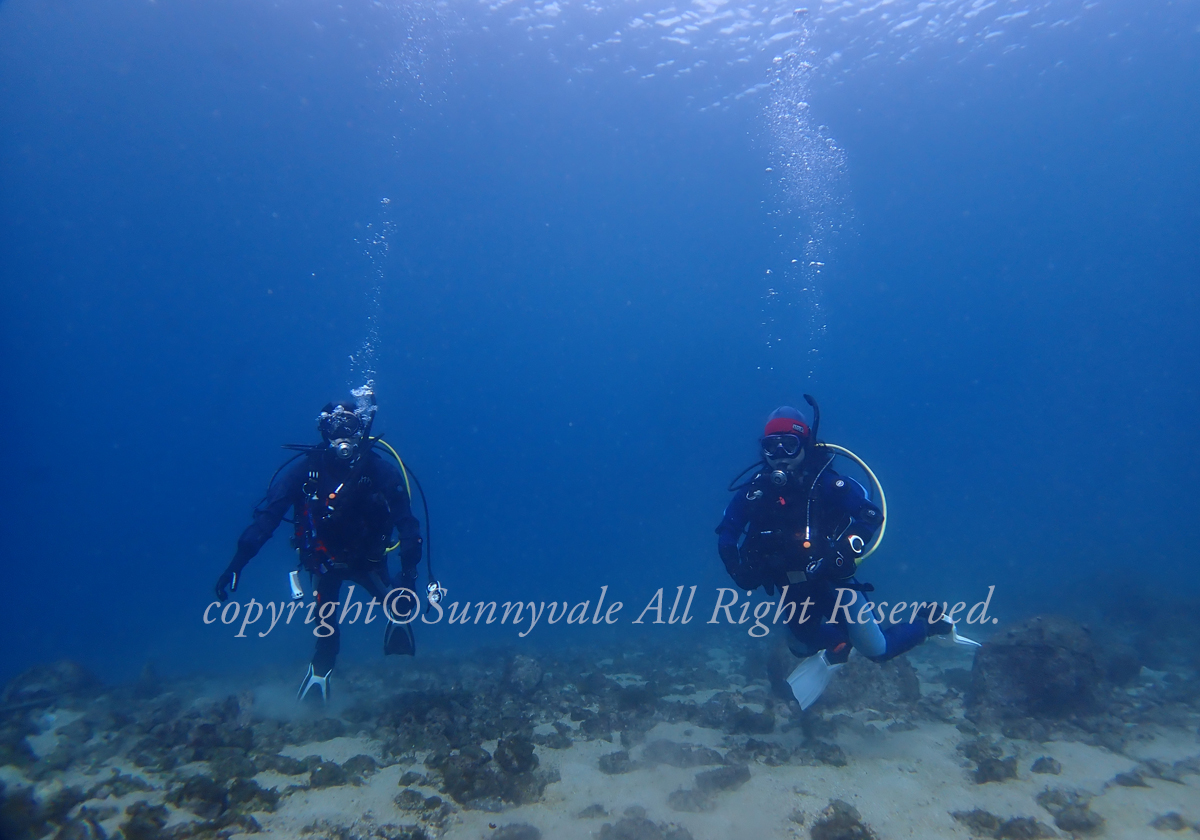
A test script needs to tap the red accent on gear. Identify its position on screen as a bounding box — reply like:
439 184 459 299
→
764 417 810 438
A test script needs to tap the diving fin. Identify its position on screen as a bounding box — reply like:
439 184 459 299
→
933 616 982 647
786 650 844 710
383 621 415 657
297 664 332 704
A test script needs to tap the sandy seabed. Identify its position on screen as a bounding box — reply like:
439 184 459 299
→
2 636 1198 840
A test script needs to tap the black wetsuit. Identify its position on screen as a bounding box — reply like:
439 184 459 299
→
231 445 422 671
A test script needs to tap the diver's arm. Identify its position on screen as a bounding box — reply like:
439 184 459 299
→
377 458 423 582
806 473 882 581
216 460 307 599
716 493 759 590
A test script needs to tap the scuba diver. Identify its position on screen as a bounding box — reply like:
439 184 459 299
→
716 397 978 709
214 384 436 704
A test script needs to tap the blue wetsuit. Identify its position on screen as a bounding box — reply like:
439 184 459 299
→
716 456 928 663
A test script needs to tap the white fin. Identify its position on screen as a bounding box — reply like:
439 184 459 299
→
297 665 333 703
948 620 981 648
786 651 844 710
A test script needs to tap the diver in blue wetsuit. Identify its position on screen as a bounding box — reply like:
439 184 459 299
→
716 399 977 709
214 386 432 704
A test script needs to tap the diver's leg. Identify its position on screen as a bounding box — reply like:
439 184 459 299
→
866 622 930 663
836 587 888 660
311 571 344 673
297 571 344 703
783 585 851 709
351 563 415 657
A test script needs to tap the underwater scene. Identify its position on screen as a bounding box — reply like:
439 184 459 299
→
2 0 1198 838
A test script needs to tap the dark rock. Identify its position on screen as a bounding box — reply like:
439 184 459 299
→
1100 644 1142 686
2 661 98 706
1030 757 1062 775
86 771 154 800
208 746 257 782
975 756 1018 784
342 754 379 777
310 760 348 788
399 771 430 787
0 724 36 767
120 801 169 840
598 813 694 840
577 673 614 696
641 740 723 768
0 783 48 840
395 789 426 811
1113 770 1149 787
666 788 713 812
811 741 848 767
439 744 556 807
1036 787 1105 835
441 747 497 803
494 736 538 774
819 656 921 712
951 808 1002 835
995 817 1056 839
693 764 750 794
41 786 87 823
727 705 775 735
532 729 572 750
260 753 308 775
967 615 1106 722
507 656 543 694
616 686 657 713
811 799 877 840
228 778 279 813
1142 758 1186 784
1150 812 1189 831
58 719 93 745
167 774 228 819
52 815 107 840
959 736 1002 764
598 750 635 775
577 804 608 818
726 737 793 766
492 823 541 840
1054 806 1104 834
941 668 974 692
374 826 429 840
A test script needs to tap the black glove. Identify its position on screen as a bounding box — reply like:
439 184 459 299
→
400 538 422 571
214 569 238 602
719 543 760 591
805 551 854 582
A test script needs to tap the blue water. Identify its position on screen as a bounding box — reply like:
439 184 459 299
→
1 0 1197 683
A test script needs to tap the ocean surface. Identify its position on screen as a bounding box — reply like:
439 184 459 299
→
2 0 1198 686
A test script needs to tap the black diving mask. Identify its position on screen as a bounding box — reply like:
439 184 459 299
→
318 406 364 439
762 433 805 459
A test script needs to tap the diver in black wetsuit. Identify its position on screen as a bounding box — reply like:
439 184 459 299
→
214 387 426 703
716 399 977 708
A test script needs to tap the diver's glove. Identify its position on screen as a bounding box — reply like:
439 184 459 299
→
214 569 239 602
805 551 853 581
719 543 760 591
398 567 419 597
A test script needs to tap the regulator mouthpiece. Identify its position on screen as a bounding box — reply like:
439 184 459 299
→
770 470 788 487
332 439 356 460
